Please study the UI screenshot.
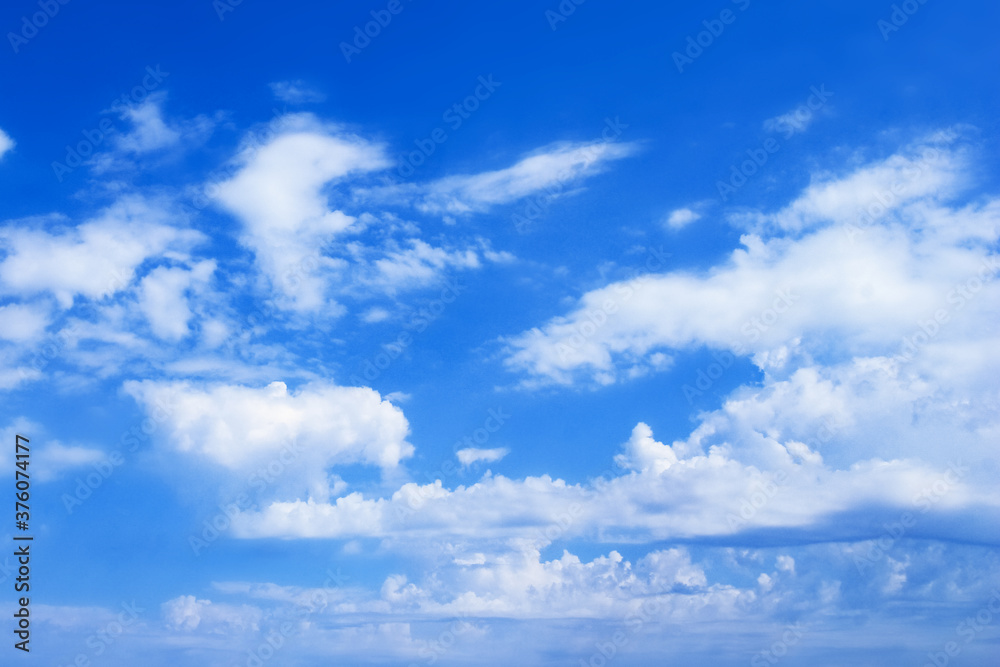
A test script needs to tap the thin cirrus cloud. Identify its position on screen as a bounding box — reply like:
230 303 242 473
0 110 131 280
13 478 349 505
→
269 79 327 104
377 140 640 215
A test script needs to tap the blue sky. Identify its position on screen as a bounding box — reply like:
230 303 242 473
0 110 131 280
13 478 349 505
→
2 0 1000 664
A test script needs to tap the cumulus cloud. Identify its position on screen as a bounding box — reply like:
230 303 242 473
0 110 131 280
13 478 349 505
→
226 416 994 545
124 380 413 495
40 539 1000 665
0 198 205 308
219 135 1000 551
502 136 998 386
614 422 678 473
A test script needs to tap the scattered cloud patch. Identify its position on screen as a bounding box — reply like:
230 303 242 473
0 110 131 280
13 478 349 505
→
0 128 14 159
456 447 509 467
663 207 701 230
269 80 326 104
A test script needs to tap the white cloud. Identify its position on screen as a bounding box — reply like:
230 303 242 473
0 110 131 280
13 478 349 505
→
360 306 391 323
754 136 964 233
269 80 326 104
764 107 816 136
227 414 992 545
115 93 183 153
362 240 480 295
456 447 509 467
502 137 998 386
400 140 639 215
138 260 216 341
212 114 390 311
776 555 795 574
613 422 678 473
664 207 701 230
0 128 14 159
90 94 217 174
0 198 205 308
1 419 106 481
0 303 50 342
212 116 522 310
162 595 262 634
33 442 108 482
42 540 1000 664
124 380 413 493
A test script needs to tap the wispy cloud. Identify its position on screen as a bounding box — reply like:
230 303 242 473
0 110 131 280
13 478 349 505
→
269 80 326 104
0 128 14 159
